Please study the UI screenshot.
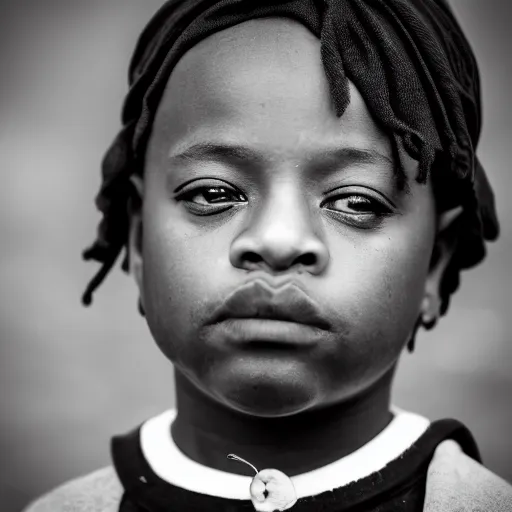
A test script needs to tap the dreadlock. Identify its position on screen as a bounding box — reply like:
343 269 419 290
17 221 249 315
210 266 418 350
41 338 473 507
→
82 0 499 319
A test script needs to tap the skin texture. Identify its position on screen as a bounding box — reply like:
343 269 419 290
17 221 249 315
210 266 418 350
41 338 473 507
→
128 18 461 475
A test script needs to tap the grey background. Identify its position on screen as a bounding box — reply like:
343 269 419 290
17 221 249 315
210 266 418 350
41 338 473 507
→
0 1 510 511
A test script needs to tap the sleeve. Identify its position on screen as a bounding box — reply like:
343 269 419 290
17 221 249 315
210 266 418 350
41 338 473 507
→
21 466 124 512
423 439 512 512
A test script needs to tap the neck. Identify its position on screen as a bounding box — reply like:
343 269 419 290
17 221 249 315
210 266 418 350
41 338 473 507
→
171 370 395 476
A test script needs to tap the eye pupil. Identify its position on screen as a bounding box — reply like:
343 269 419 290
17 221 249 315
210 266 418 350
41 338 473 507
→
205 187 229 202
347 196 371 211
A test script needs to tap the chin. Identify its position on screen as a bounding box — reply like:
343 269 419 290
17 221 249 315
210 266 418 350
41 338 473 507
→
206 357 321 418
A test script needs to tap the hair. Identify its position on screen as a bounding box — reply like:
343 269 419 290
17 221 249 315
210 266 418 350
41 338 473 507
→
82 0 499 322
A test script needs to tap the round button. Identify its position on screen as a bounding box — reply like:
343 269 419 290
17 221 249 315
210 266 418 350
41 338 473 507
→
250 468 297 511
227 454 297 512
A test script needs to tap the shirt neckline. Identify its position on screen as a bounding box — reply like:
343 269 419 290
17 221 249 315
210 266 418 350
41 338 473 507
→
139 406 430 500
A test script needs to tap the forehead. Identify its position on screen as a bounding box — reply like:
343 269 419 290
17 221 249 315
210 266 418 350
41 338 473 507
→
148 17 390 162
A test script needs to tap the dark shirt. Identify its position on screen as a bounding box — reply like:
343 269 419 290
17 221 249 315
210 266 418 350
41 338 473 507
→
112 419 480 512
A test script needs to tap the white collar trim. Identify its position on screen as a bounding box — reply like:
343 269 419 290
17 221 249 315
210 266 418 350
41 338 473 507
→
140 406 429 500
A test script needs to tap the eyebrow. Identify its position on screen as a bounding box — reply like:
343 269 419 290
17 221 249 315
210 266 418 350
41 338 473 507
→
169 143 264 165
169 142 407 190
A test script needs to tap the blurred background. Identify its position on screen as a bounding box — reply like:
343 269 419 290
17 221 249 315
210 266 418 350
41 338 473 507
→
0 1 510 511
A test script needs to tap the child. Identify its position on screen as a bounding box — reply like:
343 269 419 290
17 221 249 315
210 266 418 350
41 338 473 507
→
24 0 512 511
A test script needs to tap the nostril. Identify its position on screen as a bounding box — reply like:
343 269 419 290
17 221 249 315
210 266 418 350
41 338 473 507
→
245 252 263 264
298 252 317 266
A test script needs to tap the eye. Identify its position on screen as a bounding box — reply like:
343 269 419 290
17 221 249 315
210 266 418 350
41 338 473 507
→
175 183 247 216
324 194 388 214
185 186 240 205
321 191 393 229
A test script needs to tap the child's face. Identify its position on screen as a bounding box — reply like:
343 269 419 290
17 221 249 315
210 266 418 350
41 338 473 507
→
133 19 438 416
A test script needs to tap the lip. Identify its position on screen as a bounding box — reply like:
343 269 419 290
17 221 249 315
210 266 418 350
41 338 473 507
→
212 318 327 347
209 279 332 331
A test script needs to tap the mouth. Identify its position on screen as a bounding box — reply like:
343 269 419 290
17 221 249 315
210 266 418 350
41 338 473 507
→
211 279 331 329
207 279 332 346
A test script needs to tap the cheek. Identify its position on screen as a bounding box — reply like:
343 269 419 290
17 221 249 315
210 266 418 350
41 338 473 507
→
140 203 230 359
320 208 436 388
362 232 432 332
346 192 436 337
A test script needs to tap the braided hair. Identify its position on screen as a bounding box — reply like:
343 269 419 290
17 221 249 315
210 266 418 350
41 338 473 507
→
82 0 499 321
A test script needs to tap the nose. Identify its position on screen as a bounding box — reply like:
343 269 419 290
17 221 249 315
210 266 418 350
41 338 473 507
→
229 184 329 275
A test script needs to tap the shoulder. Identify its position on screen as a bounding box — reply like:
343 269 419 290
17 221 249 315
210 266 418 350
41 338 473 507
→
424 439 512 512
22 466 123 512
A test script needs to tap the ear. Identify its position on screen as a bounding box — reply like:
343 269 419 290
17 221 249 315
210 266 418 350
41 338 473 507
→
128 174 145 314
421 205 464 329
